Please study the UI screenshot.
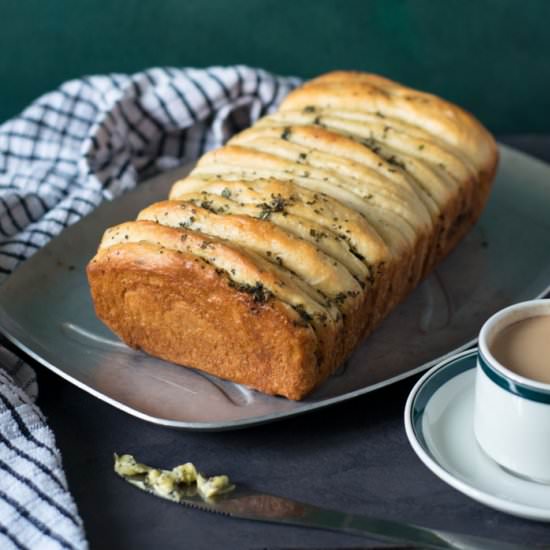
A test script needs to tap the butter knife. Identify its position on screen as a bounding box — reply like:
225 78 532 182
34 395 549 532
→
119 474 530 550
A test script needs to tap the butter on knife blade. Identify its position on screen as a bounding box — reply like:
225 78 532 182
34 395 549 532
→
113 453 235 501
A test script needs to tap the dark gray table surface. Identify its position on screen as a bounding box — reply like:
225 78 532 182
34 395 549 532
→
31 135 550 550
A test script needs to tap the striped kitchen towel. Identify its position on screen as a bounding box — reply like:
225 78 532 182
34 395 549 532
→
0 66 299 549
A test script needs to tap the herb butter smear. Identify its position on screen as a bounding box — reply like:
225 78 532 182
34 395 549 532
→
114 454 235 501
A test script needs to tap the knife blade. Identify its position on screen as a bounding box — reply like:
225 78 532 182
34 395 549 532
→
119 474 531 550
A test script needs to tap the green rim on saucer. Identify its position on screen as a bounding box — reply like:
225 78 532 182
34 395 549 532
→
410 349 476 452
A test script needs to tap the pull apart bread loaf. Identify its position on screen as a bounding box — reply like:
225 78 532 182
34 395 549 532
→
87 72 498 400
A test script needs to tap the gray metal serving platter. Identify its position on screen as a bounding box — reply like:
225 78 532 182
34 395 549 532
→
1 145 549 430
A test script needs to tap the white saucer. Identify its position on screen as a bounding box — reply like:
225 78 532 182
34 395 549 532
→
404 349 550 521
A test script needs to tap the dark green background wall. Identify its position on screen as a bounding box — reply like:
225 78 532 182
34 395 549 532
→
2 0 549 133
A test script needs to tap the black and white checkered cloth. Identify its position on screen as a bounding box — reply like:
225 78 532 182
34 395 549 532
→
0 65 299 549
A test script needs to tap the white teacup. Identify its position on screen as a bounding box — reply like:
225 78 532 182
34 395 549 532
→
474 299 550 483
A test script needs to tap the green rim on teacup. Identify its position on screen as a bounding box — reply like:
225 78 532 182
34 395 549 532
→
478 351 550 404
478 299 550 402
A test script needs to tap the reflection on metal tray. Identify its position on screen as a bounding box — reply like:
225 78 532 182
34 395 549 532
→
0 145 549 430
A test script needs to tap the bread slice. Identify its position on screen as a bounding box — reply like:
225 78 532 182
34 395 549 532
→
87 71 498 400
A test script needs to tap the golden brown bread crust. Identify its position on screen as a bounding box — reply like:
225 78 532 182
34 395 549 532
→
87 71 499 400
87 243 320 400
